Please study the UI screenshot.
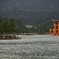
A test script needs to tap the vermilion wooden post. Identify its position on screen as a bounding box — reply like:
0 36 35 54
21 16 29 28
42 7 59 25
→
49 28 53 35
58 22 59 35
53 28 56 35
53 22 56 35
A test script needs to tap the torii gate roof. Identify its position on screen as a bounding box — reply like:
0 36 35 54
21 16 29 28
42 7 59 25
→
52 19 59 22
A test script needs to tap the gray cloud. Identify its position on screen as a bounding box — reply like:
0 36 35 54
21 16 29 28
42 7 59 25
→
0 0 59 11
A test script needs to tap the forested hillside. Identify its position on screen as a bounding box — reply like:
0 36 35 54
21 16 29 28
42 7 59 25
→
0 16 27 33
0 15 54 34
0 10 59 25
0 0 59 34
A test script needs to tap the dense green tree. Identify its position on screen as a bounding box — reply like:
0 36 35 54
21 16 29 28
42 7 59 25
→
37 23 48 34
2 20 16 33
29 26 37 33
15 19 27 33
0 16 28 33
0 20 4 32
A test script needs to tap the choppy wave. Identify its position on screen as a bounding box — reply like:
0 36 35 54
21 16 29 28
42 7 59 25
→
0 35 59 59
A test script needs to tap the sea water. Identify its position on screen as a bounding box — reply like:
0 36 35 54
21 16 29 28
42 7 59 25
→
0 35 59 59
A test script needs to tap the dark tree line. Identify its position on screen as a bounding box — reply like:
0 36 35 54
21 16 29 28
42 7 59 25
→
0 16 29 33
0 15 53 34
0 20 16 33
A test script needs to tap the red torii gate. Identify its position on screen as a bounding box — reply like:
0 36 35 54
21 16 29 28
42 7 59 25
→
50 20 59 35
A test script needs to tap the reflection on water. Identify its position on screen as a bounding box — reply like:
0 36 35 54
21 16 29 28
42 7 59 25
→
0 35 59 59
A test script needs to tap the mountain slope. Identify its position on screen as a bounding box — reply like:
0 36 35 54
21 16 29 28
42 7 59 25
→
0 0 59 25
1 10 59 25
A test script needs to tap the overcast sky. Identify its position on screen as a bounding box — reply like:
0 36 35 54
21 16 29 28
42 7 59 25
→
0 0 59 11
